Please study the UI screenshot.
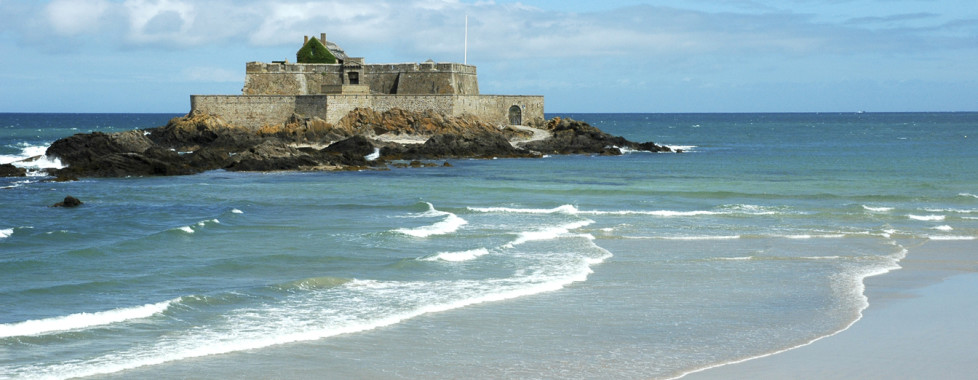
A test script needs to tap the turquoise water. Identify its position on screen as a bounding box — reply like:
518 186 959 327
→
1 112 976 379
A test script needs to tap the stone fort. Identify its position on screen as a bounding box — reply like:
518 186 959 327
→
190 33 544 129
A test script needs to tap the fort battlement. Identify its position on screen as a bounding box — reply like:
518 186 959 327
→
192 34 542 128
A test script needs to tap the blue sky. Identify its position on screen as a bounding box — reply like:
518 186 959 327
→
1 0 975 113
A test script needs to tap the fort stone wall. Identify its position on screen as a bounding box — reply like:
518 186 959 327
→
243 62 478 96
190 95 297 128
191 94 544 129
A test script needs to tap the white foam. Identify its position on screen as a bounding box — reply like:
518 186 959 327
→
931 225 954 231
468 204 579 214
196 219 220 227
231 209 244 214
927 236 975 241
469 204 780 217
924 207 976 214
718 256 754 261
420 248 490 262
783 234 846 239
800 255 843 260
862 205 893 212
504 220 594 248
19 236 615 380
660 235 741 241
2 143 65 172
908 214 945 221
364 147 380 161
667 145 697 152
628 210 718 217
0 228 12 239
0 299 177 338
959 193 978 199
395 203 467 238
177 226 194 234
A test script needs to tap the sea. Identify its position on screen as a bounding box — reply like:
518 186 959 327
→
1 112 976 379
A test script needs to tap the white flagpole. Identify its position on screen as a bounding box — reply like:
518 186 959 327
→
464 15 468 65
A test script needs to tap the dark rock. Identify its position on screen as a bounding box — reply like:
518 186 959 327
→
46 132 138 168
523 117 671 155
225 141 319 171
40 111 673 178
443 162 452 167
636 141 673 153
147 112 263 152
49 172 79 182
323 135 374 156
186 146 234 169
384 132 531 160
0 164 26 177
52 195 83 208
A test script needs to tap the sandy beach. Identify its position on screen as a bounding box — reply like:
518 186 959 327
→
684 239 978 379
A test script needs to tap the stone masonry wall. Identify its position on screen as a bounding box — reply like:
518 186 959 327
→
243 62 478 96
191 94 543 129
455 95 545 127
190 95 297 128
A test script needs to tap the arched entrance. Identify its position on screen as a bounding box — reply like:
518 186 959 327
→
508 105 522 125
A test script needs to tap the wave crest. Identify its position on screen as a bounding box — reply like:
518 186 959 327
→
394 203 467 238
420 248 491 262
908 214 945 221
504 220 594 248
0 298 177 338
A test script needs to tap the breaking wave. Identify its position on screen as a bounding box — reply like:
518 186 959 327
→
394 203 467 238
468 204 784 217
0 299 178 338
420 248 491 262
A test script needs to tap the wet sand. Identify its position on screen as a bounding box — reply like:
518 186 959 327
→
684 239 978 379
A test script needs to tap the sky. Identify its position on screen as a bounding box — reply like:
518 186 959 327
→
0 0 975 113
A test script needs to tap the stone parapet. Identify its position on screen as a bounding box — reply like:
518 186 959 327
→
243 62 479 96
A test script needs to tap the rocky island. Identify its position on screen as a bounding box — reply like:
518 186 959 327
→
43 109 673 178
35 33 673 179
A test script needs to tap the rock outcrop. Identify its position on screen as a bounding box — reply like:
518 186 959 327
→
43 109 672 178
0 163 27 177
52 195 83 208
521 117 673 155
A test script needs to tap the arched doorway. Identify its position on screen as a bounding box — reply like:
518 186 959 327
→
508 105 522 125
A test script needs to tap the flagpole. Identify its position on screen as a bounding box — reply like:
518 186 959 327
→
464 15 468 65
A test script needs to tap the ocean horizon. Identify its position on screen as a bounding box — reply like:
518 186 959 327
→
2 111 977 379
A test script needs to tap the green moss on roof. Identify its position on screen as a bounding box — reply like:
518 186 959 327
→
296 37 337 64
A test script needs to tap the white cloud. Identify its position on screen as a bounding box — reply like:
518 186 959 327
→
248 2 388 46
45 0 109 36
12 0 977 60
123 0 197 45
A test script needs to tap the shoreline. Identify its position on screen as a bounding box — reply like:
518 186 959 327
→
682 239 978 379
